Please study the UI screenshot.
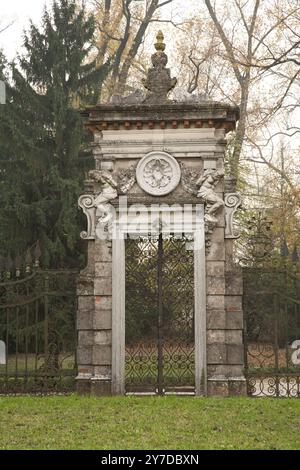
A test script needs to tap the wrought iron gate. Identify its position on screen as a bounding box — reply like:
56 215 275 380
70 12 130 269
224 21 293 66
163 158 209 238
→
0 256 77 394
125 234 195 395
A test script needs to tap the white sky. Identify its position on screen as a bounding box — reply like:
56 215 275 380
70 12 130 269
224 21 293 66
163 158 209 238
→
0 0 188 60
0 0 52 60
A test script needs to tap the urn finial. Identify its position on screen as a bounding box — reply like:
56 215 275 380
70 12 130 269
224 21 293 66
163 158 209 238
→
155 31 166 52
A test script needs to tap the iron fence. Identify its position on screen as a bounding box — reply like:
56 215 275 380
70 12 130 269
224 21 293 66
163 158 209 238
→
0 245 78 394
241 213 300 397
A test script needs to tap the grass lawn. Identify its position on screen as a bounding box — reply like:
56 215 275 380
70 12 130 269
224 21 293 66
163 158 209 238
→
0 395 299 450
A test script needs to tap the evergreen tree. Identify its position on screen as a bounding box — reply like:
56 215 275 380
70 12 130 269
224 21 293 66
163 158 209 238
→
0 0 109 268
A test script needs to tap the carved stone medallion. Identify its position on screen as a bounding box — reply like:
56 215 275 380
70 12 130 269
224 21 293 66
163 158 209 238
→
136 151 181 196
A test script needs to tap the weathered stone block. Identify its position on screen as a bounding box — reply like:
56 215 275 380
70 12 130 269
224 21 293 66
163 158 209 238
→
76 379 91 396
225 271 243 295
207 380 228 397
95 262 112 278
77 310 93 330
77 366 93 376
90 379 112 396
206 276 225 295
94 278 112 295
206 228 225 261
225 295 242 312
95 296 112 310
228 379 247 396
94 240 112 262
207 310 226 329
216 207 225 228
225 239 234 271
77 276 94 296
207 343 226 364
94 309 112 330
77 346 92 365
207 330 225 344
207 364 244 379
93 344 112 365
225 330 243 345
78 296 94 312
95 330 112 345
79 331 94 346
207 295 225 310
206 261 225 277
226 310 244 330
94 365 112 379
226 344 244 364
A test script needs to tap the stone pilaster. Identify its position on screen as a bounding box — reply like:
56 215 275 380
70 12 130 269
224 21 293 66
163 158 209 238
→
76 239 113 395
205 201 246 396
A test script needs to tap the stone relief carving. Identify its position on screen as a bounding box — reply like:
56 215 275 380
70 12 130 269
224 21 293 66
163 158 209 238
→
89 169 119 207
225 193 242 239
196 168 225 228
136 152 181 196
116 165 137 195
180 163 226 251
144 159 173 189
79 166 138 239
180 162 200 196
79 161 240 243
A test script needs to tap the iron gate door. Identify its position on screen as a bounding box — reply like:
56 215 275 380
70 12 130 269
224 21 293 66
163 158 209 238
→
125 234 195 395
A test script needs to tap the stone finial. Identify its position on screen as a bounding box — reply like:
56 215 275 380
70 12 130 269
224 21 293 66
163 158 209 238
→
155 30 166 52
142 31 177 104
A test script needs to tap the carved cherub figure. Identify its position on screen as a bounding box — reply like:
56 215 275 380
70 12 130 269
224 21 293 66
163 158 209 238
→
88 169 118 207
196 168 225 224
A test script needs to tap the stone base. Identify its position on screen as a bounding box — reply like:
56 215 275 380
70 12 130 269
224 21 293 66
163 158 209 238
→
207 378 247 397
76 376 112 396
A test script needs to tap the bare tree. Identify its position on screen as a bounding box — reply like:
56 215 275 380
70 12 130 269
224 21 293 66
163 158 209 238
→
204 0 261 188
0 20 14 34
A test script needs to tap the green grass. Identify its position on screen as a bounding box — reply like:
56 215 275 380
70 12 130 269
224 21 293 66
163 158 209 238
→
0 396 300 450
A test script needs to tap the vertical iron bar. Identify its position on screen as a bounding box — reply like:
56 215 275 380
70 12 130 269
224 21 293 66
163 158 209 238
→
25 284 29 390
242 274 249 377
15 307 19 386
5 308 9 391
157 233 164 395
35 299 38 384
44 275 49 393
274 294 279 397
284 267 289 369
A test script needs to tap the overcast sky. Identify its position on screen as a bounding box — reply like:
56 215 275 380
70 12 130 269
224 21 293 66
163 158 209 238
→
0 0 186 60
0 1 53 60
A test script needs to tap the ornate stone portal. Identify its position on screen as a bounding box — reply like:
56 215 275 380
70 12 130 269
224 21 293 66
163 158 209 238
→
77 32 245 397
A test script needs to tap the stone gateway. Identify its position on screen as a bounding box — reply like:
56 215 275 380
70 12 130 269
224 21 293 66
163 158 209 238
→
76 32 245 397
